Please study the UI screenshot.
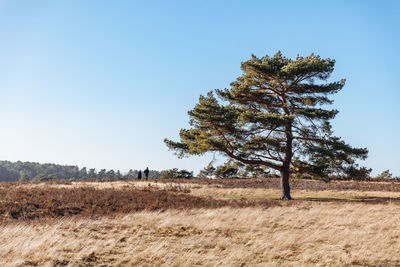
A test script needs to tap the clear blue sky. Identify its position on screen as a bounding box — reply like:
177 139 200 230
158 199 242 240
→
0 0 399 176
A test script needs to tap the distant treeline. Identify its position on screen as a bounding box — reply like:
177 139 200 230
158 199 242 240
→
0 160 397 182
0 160 162 182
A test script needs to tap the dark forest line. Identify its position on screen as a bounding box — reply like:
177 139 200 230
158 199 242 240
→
0 160 162 182
0 160 397 183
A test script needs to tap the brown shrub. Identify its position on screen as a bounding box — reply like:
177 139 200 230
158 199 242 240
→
155 178 400 192
0 183 285 222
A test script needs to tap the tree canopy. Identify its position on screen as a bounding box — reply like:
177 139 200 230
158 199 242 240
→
165 51 368 199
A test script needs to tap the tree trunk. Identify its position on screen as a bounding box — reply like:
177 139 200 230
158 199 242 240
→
280 167 292 200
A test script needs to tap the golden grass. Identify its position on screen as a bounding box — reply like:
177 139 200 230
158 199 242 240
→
16 180 200 191
20 180 400 202
1 204 400 266
2 179 400 266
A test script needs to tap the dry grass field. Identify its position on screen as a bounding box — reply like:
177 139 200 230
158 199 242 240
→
1 178 400 266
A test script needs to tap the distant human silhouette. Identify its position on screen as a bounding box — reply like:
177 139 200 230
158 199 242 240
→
144 167 149 180
138 170 142 180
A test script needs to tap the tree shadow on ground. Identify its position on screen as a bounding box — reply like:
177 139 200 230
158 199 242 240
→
298 196 400 204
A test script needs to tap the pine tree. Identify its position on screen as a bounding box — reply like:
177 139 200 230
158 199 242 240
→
116 170 122 180
165 52 368 199
214 160 240 178
88 168 97 179
160 168 194 179
106 169 116 179
98 169 106 180
79 167 88 180
126 169 135 180
198 163 216 178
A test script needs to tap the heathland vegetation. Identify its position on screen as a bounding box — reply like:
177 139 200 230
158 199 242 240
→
2 178 400 266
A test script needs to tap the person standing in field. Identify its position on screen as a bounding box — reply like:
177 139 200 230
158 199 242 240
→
138 170 142 180
144 167 149 180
